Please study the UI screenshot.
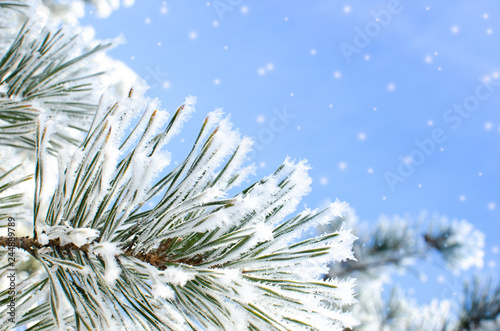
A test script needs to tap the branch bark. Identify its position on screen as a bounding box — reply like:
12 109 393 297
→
0 236 202 270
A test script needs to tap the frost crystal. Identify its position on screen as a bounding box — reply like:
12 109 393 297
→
91 242 123 285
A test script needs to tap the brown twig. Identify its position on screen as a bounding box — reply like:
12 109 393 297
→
0 236 203 270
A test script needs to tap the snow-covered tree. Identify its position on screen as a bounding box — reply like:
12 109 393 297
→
320 210 500 330
0 1 358 330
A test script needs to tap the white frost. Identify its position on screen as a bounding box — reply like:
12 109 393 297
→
91 242 123 285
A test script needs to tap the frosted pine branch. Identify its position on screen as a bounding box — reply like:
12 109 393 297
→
0 88 359 330
325 212 485 280
320 211 492 331
0 1 359 330
0 0 138 154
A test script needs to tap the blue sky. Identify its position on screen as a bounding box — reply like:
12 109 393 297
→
81 0 500 304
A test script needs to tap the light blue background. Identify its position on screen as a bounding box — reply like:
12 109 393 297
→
81 0 500 304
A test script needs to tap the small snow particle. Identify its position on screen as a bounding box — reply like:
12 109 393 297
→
387 83 395 92
483 13 489 19
333 71 342 79
152 284 174 299
459 195 466 202
367 168 373 174
320 177 328 185
364 54 370 61
338 162 347 170
428 120 434 126
189 31 197 39
160 6 168 14
343 6 351 13
266 63 275 71
213 21 219 27
241 6 249 14
162 81 171 89
485 122 493 130
257 115 265 123
488 202 496 210
451 26 459 34
258 67 266 75
162 267 195 286
487 29 493 35
145 18 151 24
39 233 49 245
214 78 220 85
358 132 366 141
310 49 316 55
254 222 273 242
425 55 433 63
